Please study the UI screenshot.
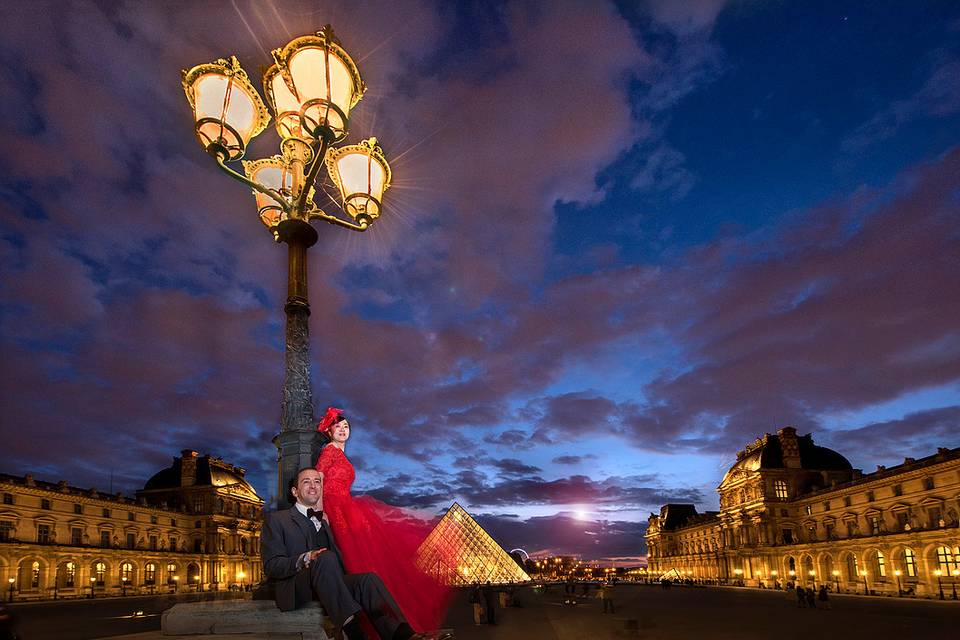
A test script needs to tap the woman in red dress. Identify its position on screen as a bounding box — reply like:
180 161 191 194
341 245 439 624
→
315 407 451 633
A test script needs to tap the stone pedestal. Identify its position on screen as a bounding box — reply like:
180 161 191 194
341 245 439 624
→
161 600 329 639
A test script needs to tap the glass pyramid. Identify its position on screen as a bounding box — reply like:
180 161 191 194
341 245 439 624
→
416 502 531 585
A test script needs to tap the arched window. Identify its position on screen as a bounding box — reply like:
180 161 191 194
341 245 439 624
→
65 561 76 587
903 548 917 577
845 553 859 581
935 546 960 573
120 562 133 583
166 563 177 585
871 550 886 578
145 563 156 585
31 561 40 588
95 562 106 586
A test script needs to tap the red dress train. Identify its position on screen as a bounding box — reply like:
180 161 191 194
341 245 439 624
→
316 445 451 632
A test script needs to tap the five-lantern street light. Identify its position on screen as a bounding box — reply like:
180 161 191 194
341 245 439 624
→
181 25 393 509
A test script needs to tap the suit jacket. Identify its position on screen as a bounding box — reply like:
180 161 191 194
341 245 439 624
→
261 507 347 611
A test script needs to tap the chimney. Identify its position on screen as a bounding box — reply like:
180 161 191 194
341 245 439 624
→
180 450 199 487
777 427 801 469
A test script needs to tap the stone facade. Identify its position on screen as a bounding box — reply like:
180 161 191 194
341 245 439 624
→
0 450 263 600
646 428 960 597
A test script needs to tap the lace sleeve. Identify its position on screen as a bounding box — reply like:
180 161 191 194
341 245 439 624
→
316 445 336 476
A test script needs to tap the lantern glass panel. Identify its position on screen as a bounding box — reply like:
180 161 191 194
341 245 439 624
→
335 151 387 216
268 72 303 138
192 73 259 150
244 159 291 230
289 47 354 135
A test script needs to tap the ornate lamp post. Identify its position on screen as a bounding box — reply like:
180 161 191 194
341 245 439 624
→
7 577 13 602
934 569 944 600
808 570 816 590
832 569 840 592
122 576 129 597
951 569 958 600
173 575 180 594
89 576 96 599
770 569 779 589
182 25 393 510
860 569 869 596
894 569 902 597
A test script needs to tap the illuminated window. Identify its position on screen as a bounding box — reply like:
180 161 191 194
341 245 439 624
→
31 561 40 588
869 515 882 535
873 550 886 578
774 481 788 499
65 562 76 587
903 548 917 577
95 562 106 586
166 563 177 584
935 546 960 573
120 562 133 583
145 563 156 585
845 553 859 581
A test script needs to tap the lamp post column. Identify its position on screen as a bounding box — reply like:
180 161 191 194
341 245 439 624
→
272 217 322 511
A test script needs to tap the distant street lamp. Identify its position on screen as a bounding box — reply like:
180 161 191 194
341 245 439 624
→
7 577 13 602
89 577 96 599
832 569 840 592
771 570 779 589
173 575 180 594
894 569 902 597
733 568 743 587
952 569 959 600
808 570 816 589
934 569 944 600
122 576 129 597
181 25 394 509
859 570 869 596
237 570 246 590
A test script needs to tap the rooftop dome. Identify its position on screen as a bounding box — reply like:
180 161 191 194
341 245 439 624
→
143 450 259 500
721 428 851 486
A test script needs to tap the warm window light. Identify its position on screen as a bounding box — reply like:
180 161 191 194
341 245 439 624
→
182 56 271 162
832 570 839 576
808 571 815 576
770 570 778 576
934 569 943 576
264 25 365 142
243 156 293 232
325 137 392 227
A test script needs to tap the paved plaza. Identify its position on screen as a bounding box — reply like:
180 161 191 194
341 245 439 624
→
445 584 959 640
6 583 959 639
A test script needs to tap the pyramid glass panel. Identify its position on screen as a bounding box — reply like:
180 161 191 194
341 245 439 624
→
416 502 530 586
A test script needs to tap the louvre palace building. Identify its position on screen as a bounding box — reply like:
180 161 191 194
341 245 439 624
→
646 427 960 597
0 450 263 600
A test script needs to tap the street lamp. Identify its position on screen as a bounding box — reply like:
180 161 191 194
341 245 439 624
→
237 570 246 591
122 576 129 597
951 569 959 600
832 569 840 592
7 577 13 602
894 569 902 597
173 575 180 594
808 570 816 589
733 568 743 587
182 25 394 509
89 576 96 599
934 569 944 600
859 570 869 596
771 570 779 589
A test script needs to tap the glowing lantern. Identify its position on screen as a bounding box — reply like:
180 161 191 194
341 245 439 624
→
325 137 391 227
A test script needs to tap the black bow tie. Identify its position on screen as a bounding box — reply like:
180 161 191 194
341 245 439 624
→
306 508 322 521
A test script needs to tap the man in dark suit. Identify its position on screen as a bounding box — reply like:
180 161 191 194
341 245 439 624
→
261 467 422 640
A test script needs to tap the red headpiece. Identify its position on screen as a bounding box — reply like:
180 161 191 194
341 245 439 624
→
317 406 345 434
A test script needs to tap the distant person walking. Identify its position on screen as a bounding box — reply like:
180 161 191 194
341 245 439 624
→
482 583 497 626
600 582 616 614
806 586 816 609
796 585 806 607
818 585 831 610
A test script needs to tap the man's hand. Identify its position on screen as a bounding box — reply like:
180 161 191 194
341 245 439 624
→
297 548 328 570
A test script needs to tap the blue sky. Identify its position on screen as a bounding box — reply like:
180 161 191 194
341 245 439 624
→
1 0 959 562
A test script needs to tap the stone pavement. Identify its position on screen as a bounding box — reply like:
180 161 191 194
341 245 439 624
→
96 583 960 640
